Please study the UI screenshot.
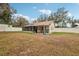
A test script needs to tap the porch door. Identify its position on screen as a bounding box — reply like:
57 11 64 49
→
37 26 43 33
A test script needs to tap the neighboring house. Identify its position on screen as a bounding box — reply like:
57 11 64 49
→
74 23 79 28
23 21 55 34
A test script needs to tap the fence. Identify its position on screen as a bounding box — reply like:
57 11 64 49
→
0 24 79 33
0 24 22 31
52 28 79 33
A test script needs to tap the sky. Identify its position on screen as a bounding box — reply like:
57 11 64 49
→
10 3 79 22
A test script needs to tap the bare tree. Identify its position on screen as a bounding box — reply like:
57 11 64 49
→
12 16 29 27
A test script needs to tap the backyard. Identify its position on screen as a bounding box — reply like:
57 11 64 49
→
0 32 79 56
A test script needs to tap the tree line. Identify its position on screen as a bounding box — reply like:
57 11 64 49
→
34 7 79 28
0 3 29 27
0 3 79 28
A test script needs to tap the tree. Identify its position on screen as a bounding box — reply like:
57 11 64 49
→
48 7 72 28
12 16 29 27
0 3 15 25
48 12 54 21
54 7 68 27
37 14 48 22
33 7 77 28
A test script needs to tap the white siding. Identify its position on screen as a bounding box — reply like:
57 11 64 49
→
49 22 55 33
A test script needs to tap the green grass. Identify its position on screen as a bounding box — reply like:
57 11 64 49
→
0 31 34 34
51 32 79 35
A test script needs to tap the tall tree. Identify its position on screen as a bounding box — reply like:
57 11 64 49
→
37 14 48 22
48 12 54 21
54 8 68 21
12 16 29 27
33 7 77 28
0 3 15 25
49 7 71 27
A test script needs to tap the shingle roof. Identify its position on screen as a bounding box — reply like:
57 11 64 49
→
33 21 53 26
25 21 54 27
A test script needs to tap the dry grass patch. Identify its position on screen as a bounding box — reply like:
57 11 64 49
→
0 32 79 56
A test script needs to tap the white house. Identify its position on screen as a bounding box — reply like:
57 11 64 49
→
23 21 55 34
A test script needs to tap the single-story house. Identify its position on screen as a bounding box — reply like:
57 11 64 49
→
23 21 55 34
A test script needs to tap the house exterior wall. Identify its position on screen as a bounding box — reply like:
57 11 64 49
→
49 22 55 33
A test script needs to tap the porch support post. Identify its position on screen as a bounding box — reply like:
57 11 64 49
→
43 26 46 34
32 26 33 32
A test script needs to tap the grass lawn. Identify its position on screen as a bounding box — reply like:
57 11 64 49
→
0 32 79 56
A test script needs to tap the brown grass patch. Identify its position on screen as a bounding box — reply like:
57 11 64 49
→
0 32 79 56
